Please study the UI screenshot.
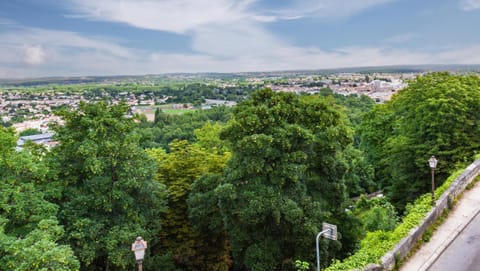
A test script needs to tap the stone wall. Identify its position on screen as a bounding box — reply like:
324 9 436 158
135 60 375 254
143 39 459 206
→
362 159 480 271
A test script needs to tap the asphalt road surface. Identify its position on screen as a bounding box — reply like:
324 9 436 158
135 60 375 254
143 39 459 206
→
427 211 480 271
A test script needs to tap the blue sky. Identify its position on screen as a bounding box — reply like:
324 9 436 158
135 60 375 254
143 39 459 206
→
1 0 480 78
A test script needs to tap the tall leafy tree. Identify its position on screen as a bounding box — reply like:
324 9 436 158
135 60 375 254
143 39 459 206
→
147 139 230 271
49 101 168 270
360 73 480 210
0 127 79 270
200 89 361 270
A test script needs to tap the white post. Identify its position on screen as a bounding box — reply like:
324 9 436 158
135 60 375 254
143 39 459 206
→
316 229 330 271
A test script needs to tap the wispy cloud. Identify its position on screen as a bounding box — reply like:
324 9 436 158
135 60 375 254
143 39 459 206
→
0 25 138 77
259 0 396 21
1 26 132 58
459 0 480 10
2 24 480 79
1 1 479 78
66 0 259 34
62 0 399 66
66 0 396 30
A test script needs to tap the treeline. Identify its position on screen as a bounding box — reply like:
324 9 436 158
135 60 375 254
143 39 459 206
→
1 73 480 271
3 82 260 104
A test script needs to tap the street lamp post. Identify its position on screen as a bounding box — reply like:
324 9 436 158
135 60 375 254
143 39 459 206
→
429 155 438 204
132 237 147 271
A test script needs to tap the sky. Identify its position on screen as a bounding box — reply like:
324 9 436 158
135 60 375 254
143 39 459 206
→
1 0 480 78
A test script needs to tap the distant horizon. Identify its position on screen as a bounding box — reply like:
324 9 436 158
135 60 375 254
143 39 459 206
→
1 63 480 83
1 1 480 78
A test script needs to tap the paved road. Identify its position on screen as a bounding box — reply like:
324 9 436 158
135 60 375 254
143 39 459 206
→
427 211 480 271
400 181 480 271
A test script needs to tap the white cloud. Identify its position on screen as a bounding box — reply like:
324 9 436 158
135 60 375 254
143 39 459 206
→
23 45 46 65
0 26 139 78
0 0 479 79
3 24 480 79
13 28 130 58
459 0 480 10
64 0 398 33
66 0 259 34
60 0 402 66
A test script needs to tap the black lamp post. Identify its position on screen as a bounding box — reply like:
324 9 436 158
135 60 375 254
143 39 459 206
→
429 155 438 204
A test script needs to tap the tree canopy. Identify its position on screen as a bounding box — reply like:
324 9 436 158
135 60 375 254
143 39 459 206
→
49 101 168 270
360 72 480 210
0 127 79 270
189 89 362 270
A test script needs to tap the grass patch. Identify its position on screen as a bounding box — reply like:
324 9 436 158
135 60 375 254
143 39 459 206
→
162 108 197 114
135 104 198 115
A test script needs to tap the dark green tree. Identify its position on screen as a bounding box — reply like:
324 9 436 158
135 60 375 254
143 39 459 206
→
49 101 168 270
353 196 397 233
196 89 361 270
139 106 231 149
19 128 43 136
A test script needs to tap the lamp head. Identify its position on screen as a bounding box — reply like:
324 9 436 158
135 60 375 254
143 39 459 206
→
429 156 438 169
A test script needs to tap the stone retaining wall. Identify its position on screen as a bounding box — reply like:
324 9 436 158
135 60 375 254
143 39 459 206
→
362 159 480 271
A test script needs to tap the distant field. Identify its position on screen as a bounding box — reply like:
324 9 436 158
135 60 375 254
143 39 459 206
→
161 108 195 114
134 104 197 120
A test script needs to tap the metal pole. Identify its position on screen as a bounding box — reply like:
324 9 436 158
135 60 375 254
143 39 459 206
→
316 229 330 271
431 168 435 203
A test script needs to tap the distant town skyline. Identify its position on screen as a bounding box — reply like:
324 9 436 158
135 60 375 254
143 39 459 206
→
1 0 480 78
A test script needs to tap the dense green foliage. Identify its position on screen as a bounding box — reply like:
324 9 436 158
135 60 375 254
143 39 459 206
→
138 105 232 149
317 89 377 196
353 196 397 233
0 127 79 270
317 88 375 129
147 139 231 271
188 89 363 270
360 72 480 210
4 73 480 271
48 102 168 270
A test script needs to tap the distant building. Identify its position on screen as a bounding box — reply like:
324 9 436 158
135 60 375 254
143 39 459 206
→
16 133 56 150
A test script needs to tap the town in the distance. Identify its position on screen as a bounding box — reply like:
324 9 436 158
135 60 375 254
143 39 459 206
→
3 65 479 138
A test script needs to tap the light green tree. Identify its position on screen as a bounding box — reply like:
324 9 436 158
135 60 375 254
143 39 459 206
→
0 219 80 271
0 127 79 270
147 139 230 271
